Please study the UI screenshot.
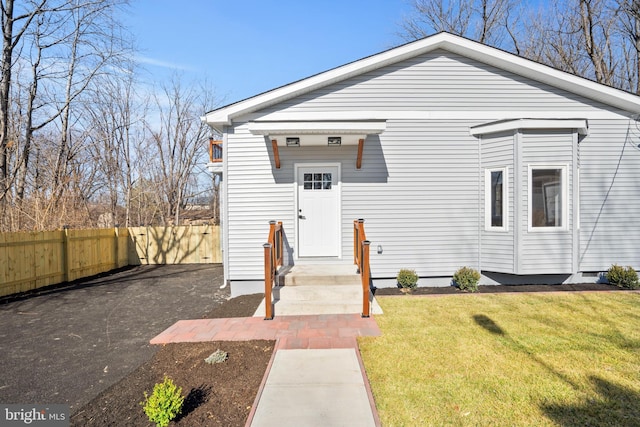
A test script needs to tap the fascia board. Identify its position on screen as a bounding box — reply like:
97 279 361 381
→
470 119 589 136
247 121 386 135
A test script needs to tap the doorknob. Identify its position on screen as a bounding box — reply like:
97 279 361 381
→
298 214 306 219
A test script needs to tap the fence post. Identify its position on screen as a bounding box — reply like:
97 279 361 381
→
62 225 71 282
114 226 119 268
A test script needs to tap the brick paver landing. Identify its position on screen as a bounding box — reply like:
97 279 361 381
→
150 313 381 350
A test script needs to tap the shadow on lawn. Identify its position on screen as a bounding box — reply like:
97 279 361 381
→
473 313 640 426
542 376 640 427
472 314 505 335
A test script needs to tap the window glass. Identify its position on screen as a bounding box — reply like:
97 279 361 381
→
491 170 503 227
302 172 332 191
531 168 563 227
485 168 507 231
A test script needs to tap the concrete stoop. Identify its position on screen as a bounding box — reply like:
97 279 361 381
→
254 264 383 317
282 264 361 286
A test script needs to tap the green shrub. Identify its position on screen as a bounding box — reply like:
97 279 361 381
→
397 268 419 289
606 264 640 289
141 376 184 427
453 267 481 292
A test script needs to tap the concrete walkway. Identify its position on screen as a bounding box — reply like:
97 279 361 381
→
150 313 382 426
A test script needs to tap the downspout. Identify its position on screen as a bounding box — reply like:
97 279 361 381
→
220 130 229 288
477 133 482 273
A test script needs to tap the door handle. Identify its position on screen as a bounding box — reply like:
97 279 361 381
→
298 215 306 219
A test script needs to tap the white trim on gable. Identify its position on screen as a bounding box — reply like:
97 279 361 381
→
202 32 640 130
248 121 386 136
470 119 589 136
247 110 624 122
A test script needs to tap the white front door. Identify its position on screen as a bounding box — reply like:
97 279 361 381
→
297 165 340 257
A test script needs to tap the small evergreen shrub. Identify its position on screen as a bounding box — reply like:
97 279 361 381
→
141 376 184 427
453 267 481 292
205 349 228 364
397 268 419 289
606 264 640 289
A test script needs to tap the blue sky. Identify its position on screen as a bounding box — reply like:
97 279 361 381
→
127 0 410 105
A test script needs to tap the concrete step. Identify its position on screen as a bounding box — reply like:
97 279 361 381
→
253 284 383 317
281 264 361 286
276 284 362 301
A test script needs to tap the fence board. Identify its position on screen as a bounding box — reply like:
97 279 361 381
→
127 225 221 265
0 226 220 297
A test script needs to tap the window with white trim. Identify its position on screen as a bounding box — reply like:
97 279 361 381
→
529 166 567 230
485 167 507 231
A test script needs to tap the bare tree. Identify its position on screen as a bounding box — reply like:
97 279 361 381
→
400 0 522 49
51 0 130 206
618 0 640 93
84 62 148 227
0 0 132 230
146 75 217 226
0 0 49 226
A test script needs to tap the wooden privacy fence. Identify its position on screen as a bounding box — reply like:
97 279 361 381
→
128 225 221 265
0 225 221 298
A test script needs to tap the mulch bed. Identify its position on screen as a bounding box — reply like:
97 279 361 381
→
374 282 623 295
70 294 270 427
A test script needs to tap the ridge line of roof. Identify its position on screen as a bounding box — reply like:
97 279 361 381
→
203 32 640 125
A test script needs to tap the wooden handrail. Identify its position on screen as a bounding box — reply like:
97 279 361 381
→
354 219 371 318
264 220 283 320
209 138 223 163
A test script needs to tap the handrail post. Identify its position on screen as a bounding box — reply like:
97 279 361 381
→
268 221 277 275
361 240 371 318
354 218 364 272
277 221 283 267
353 220 358 266
263 243 274 320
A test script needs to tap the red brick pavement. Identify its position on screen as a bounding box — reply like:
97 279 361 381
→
150 313 381 350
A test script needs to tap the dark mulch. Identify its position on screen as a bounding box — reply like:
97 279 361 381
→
70 294 270 427
374 282 623 296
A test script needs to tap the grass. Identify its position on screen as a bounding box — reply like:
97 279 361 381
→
358 292 640 426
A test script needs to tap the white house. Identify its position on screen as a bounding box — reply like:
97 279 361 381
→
203 32 640 295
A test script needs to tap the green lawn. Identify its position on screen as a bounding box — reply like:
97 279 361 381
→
358 292 640 426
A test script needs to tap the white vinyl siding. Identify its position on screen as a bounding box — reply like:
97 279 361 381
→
481 132 515 273
579 119 640 271
519 131 574 274
345 120 480 278
225 126 293 280
257 50 612 114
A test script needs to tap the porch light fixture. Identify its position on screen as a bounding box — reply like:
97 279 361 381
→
327 136 341 146
286 137 300 147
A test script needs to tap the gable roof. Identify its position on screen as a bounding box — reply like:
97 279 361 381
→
203 32 640 129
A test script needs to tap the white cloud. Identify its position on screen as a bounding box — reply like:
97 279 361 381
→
135 55 198 72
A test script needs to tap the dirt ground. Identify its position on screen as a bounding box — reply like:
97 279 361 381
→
70 294 271 427
0 265 232 411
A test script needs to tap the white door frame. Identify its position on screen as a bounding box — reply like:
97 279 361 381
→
294 162 342 259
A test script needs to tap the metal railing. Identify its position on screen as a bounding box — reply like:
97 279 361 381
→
353 219 371 318
263 220 283 320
